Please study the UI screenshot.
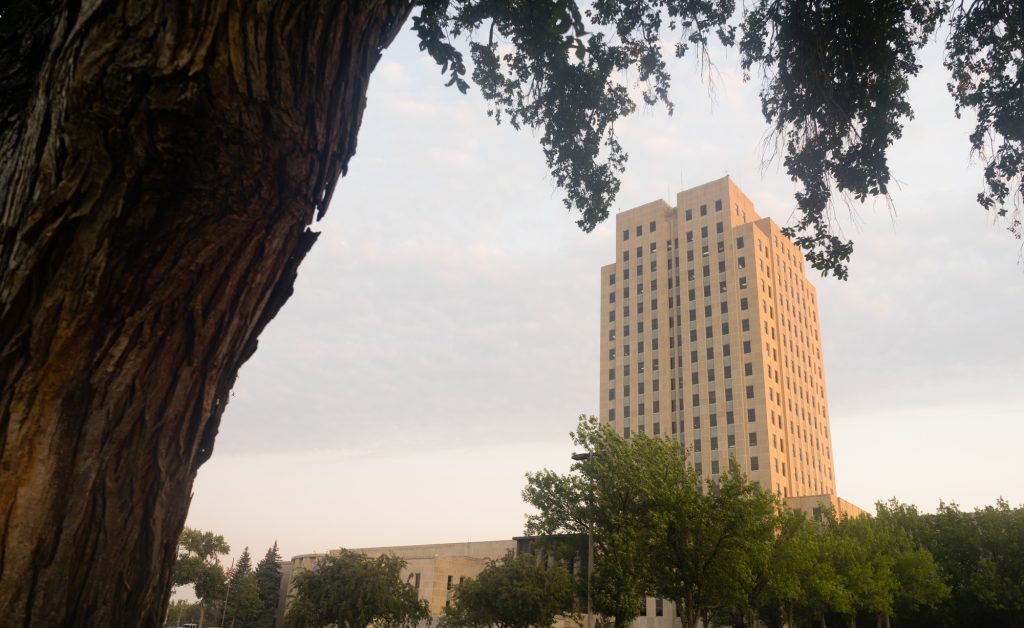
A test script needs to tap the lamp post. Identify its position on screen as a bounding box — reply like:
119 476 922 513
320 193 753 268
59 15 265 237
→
571 452 594 628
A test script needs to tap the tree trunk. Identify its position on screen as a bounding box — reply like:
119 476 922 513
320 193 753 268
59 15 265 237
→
0 0 412 625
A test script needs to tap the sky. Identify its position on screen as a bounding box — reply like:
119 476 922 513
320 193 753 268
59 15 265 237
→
182 15 1024 576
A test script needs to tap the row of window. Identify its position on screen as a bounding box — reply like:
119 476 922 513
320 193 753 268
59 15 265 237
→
619 200 729 244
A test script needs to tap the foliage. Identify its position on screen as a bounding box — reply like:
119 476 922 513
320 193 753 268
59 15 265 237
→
412 0 735 235
253 542 284 628
283 550 429 628
523 416 666 627
651 460 778 628
171 528 231 605
889 499 1024 627
226 547 262 626
945 0 1024 237
442 550 575 628
412 0 1022 278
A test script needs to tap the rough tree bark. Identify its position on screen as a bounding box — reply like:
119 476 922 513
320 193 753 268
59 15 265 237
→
0 0 411 625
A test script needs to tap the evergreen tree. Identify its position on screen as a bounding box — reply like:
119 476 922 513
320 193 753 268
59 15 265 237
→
227 547 260 626
254 542 284 628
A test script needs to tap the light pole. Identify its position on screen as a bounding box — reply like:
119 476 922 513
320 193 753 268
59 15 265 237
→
571 452 594 628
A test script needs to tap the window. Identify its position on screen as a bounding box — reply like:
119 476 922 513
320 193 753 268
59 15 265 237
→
687 249 694 262
720 301 728 314
722 322 729 335
695 462 702 475
716 221 724 234
748 408 756 422
623 268 630 280
750 456 760 471
709 413 718 427
653 422 660 435
725 387 733 401
746 385 755 399
724 365 732 379
624 324 631 337
703 285 711 298
415 573 421 589
624 384 630 397
623 287 629 299
690 350 698 363
656 599 664 617
623 250 630 262
700 226 708 238
738 256 746 269
650 220 657 232
609 273 616 285
608 409 616 421
691 372 699 385
623 229 630 241
744 362 753 376
743 340 752 354
624 426 631 438
704 305 712 317
609 349 615 360
711 460 720 474
742 319 750 331
609 310 615 322
608 368 615 380
741 297 749 310
693 416 701 429
728 434 736 447
700 204 708 216
685 209 693 220
726 410 735 424
608 388 615 401
706 347 715 359
711 437 719 451
715 199 723 212
749 432 758 446
737 236 745 248
609 292 616 303
694 439 702 452
650 242 657 253
718 261 725 273
692 393 700 406
689 309 697 321
690 329 697 342
739 277 748 289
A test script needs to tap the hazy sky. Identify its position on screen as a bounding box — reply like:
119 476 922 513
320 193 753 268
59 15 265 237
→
182 17 1024 575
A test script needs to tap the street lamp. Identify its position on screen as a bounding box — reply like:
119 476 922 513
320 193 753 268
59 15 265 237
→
571 452 594 628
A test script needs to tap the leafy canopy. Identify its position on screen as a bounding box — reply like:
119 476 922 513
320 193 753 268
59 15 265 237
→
283 550 429 628
442 550 575 628
412 0 1023 278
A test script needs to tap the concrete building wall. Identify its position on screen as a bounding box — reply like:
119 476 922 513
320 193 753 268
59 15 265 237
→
276 541 517 626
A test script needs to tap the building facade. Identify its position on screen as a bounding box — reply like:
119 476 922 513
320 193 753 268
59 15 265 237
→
599 176 837 499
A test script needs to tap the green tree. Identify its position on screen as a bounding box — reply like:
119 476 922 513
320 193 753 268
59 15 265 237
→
283 550 429 628
442 550 575 628
254 542 284 628
3 1 1020 624
650 461 778 628
226 547 262 626
227 572 263 628
746 507 849 628
171 528 231 627
523 416 669 627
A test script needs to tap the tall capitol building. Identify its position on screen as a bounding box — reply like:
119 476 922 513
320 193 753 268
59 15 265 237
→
599 176 838 500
